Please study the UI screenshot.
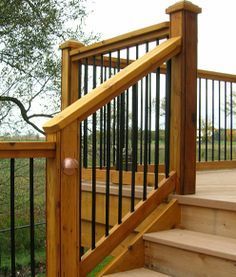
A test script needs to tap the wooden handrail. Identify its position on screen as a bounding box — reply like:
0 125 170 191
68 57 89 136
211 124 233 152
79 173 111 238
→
43 36 181 134
0 141 56 158
70 22 169 61
198 69 236 82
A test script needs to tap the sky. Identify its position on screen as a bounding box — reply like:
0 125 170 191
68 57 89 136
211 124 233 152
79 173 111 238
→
85 0 236 74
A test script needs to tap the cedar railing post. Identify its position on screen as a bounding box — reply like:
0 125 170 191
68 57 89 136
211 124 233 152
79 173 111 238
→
46 41 83 276
166 1 201 194
60 40 84 108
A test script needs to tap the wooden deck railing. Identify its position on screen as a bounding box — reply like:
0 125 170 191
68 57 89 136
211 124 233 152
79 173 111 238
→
0 142 55 276
42 2 203 276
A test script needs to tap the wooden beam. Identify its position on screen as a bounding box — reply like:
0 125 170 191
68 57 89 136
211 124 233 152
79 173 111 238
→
82 168 165 186
70 22 169 61
0 142 55 158
60 40 84 109
196 160 236 171
80 171 176 276
167 2 201 194
44 37 181 133
46 133 61 276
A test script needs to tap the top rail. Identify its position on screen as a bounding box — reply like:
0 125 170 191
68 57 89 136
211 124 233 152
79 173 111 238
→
0 142 56 158
44 36 181 133
70 22 170 61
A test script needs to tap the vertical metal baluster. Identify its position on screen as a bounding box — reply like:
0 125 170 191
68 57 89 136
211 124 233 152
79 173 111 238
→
103 66 107 167
91 56 97 249
78 61 83 259
218 81 221 160
205 79 208 161
230 82 233 160
105 101 111 236
10 158 15 276
117 49 124 223
116 50 121 170
83 59 88 168
148 73 152 164
29 158 35 276
198 78 202 161
155 66 160 189
165 60 171 178
143 43 149 200
140 79 143 165
131 83 138 212
212 80 215 161
100 55 104 169
125 47 130 170
224 82 227 160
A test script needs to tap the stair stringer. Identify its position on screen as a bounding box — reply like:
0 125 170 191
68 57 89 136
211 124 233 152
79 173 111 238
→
100 199 180 276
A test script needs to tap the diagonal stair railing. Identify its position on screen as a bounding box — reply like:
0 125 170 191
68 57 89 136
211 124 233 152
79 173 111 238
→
43 1 201 276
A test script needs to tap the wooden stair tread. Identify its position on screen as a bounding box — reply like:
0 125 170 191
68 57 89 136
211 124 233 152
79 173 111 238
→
105 268 170 276
143 228 236 261
171 194 236 211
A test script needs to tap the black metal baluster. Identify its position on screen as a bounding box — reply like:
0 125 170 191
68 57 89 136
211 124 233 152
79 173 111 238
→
155 67 160 189
148 73 152 164
143 43 149 200
165 60 171 178
218 81 221 160
116 50 121 170
91 56 97 249
103 66 107 167
212 80 215 161
78 61 83 259
29 158 35 276
105 102 111 236
131 83 138 212
100 55 104 169
205 79 208 161
224 82 227 160
83 59 88 168
140 79 143 165
230 82 233 160
10 158 15 276
198 78 202 161
125 48 130 170
118 91 125 224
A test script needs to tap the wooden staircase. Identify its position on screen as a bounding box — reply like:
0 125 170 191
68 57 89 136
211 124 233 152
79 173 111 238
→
104 196 236 276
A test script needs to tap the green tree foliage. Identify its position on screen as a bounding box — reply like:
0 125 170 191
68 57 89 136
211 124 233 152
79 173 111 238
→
0 0 98 135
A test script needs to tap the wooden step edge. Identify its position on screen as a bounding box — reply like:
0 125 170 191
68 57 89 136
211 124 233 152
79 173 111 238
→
143 229 236 261
99 199 180 276
170 194 236 211
105 267 171 276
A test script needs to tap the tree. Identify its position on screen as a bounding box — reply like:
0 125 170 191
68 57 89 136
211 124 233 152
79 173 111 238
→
0 0 99 135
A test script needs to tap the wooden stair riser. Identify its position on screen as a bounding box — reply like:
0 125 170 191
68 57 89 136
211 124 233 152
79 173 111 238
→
144 242 236 277
180 204 236 239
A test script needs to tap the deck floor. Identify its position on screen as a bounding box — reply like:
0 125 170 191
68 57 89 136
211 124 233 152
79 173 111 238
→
173 169 236 210
196 169 236 203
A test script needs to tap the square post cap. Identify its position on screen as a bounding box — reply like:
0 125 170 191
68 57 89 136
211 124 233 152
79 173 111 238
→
166 1 202 14
60 40 84 50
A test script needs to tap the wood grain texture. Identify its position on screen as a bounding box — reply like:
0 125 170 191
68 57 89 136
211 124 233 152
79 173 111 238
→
46 133 61 276
167 4 200 194
82 168 164 186
44 37 181 133
101 199 180 276
80 171 176 276
0 142 55 158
